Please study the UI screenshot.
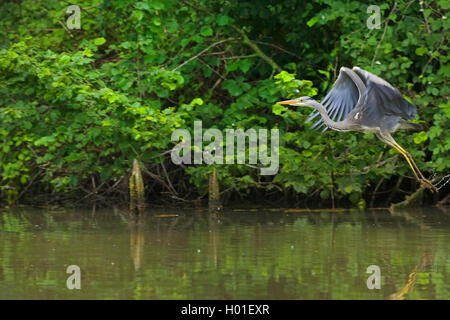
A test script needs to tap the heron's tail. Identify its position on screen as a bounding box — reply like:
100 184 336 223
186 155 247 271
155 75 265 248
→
400 121 428 132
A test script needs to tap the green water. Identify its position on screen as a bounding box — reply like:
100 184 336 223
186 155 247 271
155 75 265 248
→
0 207 449 299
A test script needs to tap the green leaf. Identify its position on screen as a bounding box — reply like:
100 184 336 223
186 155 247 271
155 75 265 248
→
306 15 321 27
239 60 253 73
135 2 149 10
200 26 213 37
180 38 190 48
438 0 450 9
94 37 106 46
153 17 161 26
191 98 203 106
226 62 240 72
222 80 242 96
272 103 287 116
413 131 428 144
217 15 229 26
302 150 312 157
415 47 428 56
344 186 353 194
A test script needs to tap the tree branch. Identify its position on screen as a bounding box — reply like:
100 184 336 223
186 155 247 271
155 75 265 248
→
172 38 235 72
230 25 282 72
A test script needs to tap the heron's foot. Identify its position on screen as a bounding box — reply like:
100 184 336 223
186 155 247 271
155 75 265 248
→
419 178 438 193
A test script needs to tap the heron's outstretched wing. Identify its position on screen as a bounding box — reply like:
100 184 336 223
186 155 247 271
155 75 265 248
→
306 67 366 130
352 67 416 124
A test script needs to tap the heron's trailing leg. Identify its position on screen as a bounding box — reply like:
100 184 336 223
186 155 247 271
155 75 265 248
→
377 133 437 192
391 143 435 191
395 147 436 192
391 143 425 179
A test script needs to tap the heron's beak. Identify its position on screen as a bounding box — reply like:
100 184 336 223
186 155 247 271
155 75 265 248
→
276 99 302 105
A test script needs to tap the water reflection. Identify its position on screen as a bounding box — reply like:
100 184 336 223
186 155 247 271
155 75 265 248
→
387 210 435 300
0 207 448 299
390 244 434 300
129 215 146 272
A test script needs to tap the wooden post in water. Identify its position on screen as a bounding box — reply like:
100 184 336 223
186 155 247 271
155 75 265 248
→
129 158 146 214
208 168 222 211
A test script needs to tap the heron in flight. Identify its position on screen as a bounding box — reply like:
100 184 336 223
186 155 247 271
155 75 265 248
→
277 66 437 192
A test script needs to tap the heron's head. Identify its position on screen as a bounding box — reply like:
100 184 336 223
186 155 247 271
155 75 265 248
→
276 96 315 107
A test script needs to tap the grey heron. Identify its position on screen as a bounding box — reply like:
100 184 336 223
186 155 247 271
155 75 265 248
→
277 66 437 192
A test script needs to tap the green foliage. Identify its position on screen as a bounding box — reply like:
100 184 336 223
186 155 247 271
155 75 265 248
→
0 0 448 205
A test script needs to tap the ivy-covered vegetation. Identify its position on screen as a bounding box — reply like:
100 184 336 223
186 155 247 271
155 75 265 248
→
0 0 448 207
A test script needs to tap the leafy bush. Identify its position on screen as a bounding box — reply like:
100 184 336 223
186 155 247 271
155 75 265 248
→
0 0 448 206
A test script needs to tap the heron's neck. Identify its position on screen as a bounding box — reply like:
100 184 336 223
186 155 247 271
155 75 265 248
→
309 101 351 131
